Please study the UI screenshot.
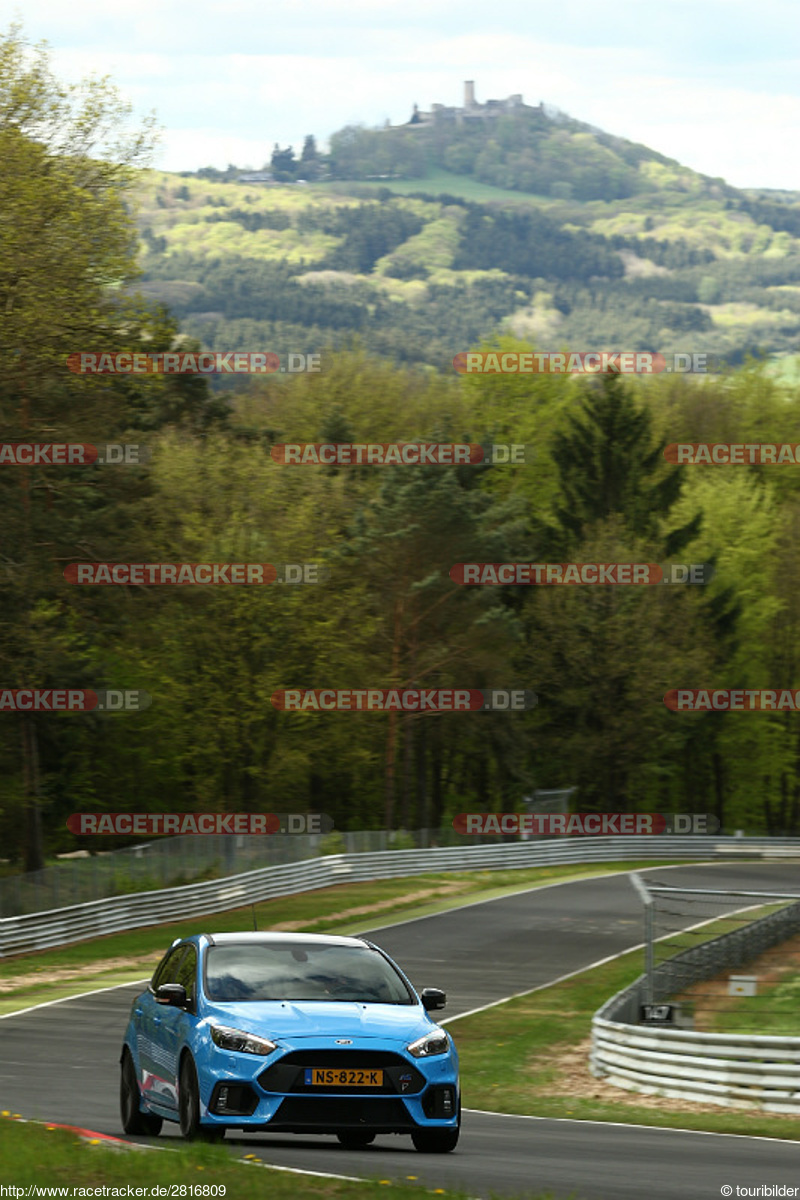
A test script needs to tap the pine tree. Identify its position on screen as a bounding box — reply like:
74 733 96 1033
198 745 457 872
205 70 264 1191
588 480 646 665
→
270 143 296 181
298 134 321 180
549 372 701 555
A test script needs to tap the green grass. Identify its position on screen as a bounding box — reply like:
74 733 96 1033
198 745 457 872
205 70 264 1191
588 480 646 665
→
0 1117 494 1198
449 938 800 1140
0 862 675 1015
311 167 554 207
764 353 800 383
702 967 800 1036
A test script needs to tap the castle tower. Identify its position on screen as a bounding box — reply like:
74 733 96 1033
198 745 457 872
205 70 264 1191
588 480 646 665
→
464 80 476 108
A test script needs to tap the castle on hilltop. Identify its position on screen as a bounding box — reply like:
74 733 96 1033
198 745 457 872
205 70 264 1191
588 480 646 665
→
402 81 543 128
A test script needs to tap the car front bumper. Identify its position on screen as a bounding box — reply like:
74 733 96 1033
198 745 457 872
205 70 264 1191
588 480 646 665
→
188 1036 460 1132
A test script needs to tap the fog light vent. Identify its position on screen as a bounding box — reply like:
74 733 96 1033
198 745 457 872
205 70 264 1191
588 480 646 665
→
422 1085 456 1119
209 1082 258 1116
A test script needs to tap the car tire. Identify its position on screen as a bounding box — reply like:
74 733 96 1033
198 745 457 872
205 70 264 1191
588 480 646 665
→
411 1126 460 1153
336 1131 376 1149
120 1050 162 1137
411 1099 460 1154
178 1056 224 1142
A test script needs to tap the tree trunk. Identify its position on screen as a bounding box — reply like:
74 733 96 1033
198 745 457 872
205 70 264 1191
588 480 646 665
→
417 717 428 832
21 714 44 872
431 730 443 830
400 715 413 830
383 595 404 829
712 749 725 832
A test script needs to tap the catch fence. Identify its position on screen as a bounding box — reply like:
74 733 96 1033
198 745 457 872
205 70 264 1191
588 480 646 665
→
2 835 797 955
591 874 800 1110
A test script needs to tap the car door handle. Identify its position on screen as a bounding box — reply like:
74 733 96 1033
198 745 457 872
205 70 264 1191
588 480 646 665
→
153 1015 161 1025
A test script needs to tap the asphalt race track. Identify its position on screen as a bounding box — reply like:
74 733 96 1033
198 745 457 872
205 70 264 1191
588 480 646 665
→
3 862 800 1198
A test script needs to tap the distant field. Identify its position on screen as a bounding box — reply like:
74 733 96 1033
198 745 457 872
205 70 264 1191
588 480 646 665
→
765 353 800 382
311 167 554 206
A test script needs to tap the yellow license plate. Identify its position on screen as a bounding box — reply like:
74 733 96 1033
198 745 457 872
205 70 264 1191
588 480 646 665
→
305 1068 384 1087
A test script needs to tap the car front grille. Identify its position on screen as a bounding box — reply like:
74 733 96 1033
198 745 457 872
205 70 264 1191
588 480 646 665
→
258 1049 425 1096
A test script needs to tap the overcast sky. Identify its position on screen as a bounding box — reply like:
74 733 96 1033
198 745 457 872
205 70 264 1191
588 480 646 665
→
10 0 800 190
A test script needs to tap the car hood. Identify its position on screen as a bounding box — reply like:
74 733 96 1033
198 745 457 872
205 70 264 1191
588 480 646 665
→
203 1000 435 1043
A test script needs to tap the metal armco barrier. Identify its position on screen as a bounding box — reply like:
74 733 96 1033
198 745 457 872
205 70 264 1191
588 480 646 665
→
591 882 800 1112
591 1020 800 1113
1 835 798 957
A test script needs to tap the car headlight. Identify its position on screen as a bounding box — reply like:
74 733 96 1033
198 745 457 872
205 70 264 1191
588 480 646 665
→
210 1024 277 1055
407 1029 450 1058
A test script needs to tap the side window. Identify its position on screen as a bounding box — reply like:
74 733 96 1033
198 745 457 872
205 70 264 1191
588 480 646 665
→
151 946 185 991
175 946 197 1002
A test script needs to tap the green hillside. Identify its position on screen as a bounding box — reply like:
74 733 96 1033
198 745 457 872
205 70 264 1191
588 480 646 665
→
325 104 723 202
132 105 800 373
131 167 800 375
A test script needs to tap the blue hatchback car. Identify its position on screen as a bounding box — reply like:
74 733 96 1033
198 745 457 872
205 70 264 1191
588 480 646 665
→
120 931 460 1152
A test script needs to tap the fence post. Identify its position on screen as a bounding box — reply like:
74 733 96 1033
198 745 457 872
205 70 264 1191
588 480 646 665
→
630 872 654 1006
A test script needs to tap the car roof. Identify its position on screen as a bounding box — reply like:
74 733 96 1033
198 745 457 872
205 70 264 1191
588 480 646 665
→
194 932 369 948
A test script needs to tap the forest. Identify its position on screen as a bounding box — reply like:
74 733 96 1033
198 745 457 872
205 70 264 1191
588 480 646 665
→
4 27 800 874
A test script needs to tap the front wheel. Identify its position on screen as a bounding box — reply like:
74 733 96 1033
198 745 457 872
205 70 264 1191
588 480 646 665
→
178 1056 224 1142
412 1100 460 1154
337 1131 375 1149
411 1126 460 1153
120 1050 162 1137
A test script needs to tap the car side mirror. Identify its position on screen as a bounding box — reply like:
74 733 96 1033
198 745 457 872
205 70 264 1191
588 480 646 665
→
420 987 446 1011
155 983 188 1007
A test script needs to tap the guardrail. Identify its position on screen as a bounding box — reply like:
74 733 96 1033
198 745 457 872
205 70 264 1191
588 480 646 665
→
591 887 800 1112
1 828 405 918
591 1021 800 1112
2 834 798 957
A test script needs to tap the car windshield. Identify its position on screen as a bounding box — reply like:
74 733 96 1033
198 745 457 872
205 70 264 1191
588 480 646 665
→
204 942 415 1004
